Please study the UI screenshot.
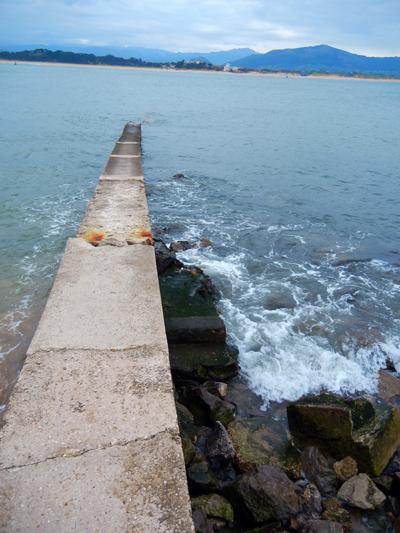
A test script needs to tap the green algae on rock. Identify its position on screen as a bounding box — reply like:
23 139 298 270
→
169 343 239 381
287 394 400 476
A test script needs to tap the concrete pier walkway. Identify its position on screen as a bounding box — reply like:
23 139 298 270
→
0 124 194 532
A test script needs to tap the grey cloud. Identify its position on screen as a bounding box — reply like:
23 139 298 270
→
0 0 399 55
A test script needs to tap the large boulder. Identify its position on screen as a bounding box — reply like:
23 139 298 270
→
228 417 300 479
169 343 239 381
234 465 300 523
287 394 400 475
337 474 386 510
159 266 226 344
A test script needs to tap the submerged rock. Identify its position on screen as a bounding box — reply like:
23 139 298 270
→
234 465 300 523
300 447 337 497
191 494 234 524
264 293 297 311
228 417 300 479
337 474 386 510
287 394 400 475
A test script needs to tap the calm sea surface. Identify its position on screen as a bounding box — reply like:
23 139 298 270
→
1 63 399 409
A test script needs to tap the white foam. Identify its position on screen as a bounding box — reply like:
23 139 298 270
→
177 240 399 407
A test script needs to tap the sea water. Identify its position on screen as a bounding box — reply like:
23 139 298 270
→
0 63 399 408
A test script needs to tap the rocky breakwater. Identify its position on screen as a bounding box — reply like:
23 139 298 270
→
156 237 400 533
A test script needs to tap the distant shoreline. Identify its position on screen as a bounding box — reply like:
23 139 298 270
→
1 59 400 83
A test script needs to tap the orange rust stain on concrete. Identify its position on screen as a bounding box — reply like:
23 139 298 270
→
83 230 106 245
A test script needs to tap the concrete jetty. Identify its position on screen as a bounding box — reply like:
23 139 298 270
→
0 123 194 532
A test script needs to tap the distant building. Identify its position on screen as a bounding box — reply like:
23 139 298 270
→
223 63 239 72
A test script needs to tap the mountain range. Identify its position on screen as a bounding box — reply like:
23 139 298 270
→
233 45 400 76
1 43 400 77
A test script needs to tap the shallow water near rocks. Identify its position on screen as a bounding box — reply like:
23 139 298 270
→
0 63 400 408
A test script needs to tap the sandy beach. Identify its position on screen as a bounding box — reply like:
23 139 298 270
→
1 59 399 83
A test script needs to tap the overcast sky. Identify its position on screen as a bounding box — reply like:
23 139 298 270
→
1 0 399 56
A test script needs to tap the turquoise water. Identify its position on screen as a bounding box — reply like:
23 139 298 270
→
1 63 399 408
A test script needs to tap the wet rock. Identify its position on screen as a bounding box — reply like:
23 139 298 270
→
300 447 337 497
170 240 196 252
192 508 213 533
188 454 220 492
169 343 239 381
294 480 322 518
179 382 236 427
337 474 386 510
173 172 187 179
192 494 234 524
303 520 344 533
154 239 183 274
205 422 235 463
224 381 266 418
228 417 301 479
379 370 400 408
321 498 351 532
333 456 358 482
199 238 213 248
234 465 300 523
193 387 236 426
176 402 197 464
388 495 400 516
372 474 393 494
287 394 400 475
384 448 400 476
204 381 228 398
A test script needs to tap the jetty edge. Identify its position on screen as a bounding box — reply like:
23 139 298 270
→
0 123 194 532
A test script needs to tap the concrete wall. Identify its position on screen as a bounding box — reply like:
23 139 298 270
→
0 123 194 532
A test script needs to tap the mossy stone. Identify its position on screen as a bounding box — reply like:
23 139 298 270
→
159 266 218 319
287 394 400 476
192 494 234 523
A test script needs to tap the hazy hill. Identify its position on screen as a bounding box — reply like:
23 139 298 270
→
0 43 255 65
233 45 400 76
